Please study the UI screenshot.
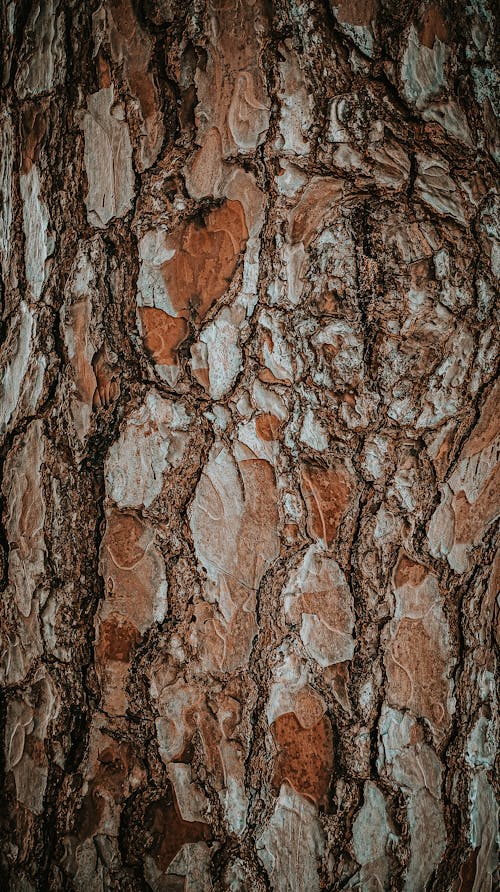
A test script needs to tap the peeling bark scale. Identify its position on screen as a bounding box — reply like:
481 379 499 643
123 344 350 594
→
0 1 499 890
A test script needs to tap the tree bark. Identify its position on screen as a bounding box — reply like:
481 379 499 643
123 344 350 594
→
0 1 499 890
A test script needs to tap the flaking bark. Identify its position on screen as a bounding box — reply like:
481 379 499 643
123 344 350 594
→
0 1 499 890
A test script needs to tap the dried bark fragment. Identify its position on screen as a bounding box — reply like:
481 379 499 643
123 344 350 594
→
14 0 66 98
97 508 168 715
283 546 355 667
194 0 270 157
257 784 325 892
300 462 354 548
4 671 58 816
429 378 500 572
351 781 394 890
105 392 191 508
80 86 136 228
190 444 279 669
0 303 34 434
94 0 165 171
416 154 466 223
20 165 51 301
0 108 14 281
3 421 45 618
378 706 447 891
383 556 455 739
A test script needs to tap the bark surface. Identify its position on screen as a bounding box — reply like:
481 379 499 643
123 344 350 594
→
0 1 499 890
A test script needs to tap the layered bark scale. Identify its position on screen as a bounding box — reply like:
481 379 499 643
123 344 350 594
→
0 1 499 890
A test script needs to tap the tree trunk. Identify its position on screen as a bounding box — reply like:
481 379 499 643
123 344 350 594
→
0 1 498 889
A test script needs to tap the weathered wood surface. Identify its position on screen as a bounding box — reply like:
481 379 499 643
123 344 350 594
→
0 1 498 889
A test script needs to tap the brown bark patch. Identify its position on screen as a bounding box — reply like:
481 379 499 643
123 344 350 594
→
386 617 449 729
145 794 211 871
271 711 334 808
300 463 353 547
453 467 499 545
20 102 48 175
255 413 281 441
139 307 189 366
96 613 140 663
419 4 449 48
74 742 134 841
335 0 376 27
394 555 428 589
92 345 120 408
67 300 97 404
457 848 479 891
460 378 500 458
163 200 248 321
105 511 148 570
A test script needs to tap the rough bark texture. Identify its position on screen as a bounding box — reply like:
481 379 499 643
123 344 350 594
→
0 1 499 890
